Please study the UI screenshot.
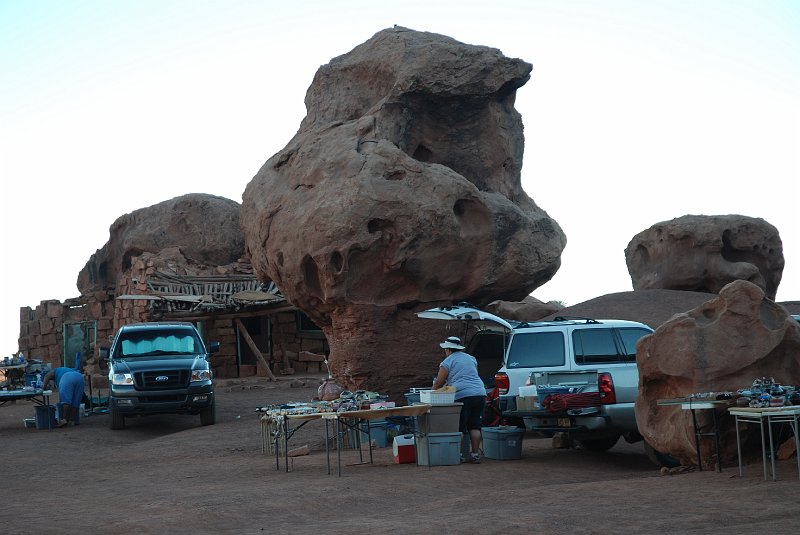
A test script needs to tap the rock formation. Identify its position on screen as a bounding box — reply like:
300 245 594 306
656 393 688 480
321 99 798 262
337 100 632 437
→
486 296 563 322
625 214 784 300
635 280 800 468
78 194 245 294
241 27 566 395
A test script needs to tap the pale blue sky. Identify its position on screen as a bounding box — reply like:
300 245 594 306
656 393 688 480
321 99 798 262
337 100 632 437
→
1 0 798 355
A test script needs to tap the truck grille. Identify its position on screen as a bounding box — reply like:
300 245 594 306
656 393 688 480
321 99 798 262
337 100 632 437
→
135 370 189 389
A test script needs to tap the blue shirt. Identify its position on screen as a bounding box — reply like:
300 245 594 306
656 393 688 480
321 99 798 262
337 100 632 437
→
53 367 76 386
439 351 486 400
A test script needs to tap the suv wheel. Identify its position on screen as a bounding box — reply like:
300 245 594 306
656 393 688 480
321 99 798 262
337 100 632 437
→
200 403 216 426
110 407 125 430
577 435 620 452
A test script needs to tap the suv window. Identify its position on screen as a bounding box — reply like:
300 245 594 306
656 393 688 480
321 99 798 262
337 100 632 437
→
618 327 652 358
573 328 618 364
116 329 201 358
573 327 651 365
506 331 565 369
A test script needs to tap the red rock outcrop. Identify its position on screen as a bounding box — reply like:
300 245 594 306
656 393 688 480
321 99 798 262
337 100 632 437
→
635 280 800 468
241 27 566 395
625 215 784 300
78 194 245 294
487 296 563 322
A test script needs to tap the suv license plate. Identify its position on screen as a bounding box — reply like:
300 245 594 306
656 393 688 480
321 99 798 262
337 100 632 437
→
558 418 571 427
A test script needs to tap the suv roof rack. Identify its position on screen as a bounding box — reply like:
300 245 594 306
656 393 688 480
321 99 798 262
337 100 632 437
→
552 316 601 324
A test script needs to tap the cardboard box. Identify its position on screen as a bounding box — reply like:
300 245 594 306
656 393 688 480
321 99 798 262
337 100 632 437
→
516 396 538 411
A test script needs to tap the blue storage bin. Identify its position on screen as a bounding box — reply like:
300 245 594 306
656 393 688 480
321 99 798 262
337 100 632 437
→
416 432 462 466
482 426 525 460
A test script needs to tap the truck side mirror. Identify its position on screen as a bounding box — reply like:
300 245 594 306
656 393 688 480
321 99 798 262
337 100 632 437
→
99 347 110 361
208 341 220 354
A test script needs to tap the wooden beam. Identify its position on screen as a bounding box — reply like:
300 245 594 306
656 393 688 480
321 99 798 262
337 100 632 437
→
234 317 276 381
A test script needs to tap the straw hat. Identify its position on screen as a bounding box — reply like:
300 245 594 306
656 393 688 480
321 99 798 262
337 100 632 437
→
439 336 465 350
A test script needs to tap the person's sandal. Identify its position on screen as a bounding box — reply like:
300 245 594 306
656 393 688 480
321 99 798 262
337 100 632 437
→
56 419 68 428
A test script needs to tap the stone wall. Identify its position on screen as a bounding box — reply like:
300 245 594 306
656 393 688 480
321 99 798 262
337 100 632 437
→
17 301 325 390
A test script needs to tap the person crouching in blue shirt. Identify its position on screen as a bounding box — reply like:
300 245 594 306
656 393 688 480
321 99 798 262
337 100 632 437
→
41 367 85 427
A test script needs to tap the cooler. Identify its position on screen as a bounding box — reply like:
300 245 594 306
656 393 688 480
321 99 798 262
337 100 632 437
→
392 434 416 464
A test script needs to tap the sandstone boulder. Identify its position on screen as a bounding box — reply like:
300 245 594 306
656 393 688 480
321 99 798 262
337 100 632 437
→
78 194 245 294
635 280 800 468
486 296 563 322
241 27 566 395
625 215 784 300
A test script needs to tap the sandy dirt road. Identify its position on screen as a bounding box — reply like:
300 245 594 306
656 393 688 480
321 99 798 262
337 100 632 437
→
2 375 798 534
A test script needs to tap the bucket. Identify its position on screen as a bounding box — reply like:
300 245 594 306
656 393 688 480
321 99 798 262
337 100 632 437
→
34 405 57 430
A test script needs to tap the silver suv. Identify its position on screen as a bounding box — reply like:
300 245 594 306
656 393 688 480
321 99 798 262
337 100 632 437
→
417 305 653 416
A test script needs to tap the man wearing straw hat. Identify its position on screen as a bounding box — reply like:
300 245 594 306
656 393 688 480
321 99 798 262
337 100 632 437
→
431 336 486 463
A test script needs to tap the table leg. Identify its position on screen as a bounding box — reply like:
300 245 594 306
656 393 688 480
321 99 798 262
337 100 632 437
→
712 408 722 472
284 418 290 473
735 415 743 477
325 418 331 475
367 419 374 465
690 408 702 471
793 415 800 480
337 418 342 477
759 416 768 481
767 414 777 481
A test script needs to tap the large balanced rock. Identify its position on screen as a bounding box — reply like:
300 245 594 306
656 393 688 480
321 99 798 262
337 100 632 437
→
625 215 784 300
241 27 566 395
635 280 800 468
78 194 245 294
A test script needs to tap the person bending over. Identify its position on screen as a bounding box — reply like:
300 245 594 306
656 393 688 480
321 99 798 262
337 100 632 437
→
41 367 85 427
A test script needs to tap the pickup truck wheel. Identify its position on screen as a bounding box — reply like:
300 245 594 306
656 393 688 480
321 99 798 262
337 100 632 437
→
577 435 619 452
110 407 125 430
643 441 680 468
200 403 216 426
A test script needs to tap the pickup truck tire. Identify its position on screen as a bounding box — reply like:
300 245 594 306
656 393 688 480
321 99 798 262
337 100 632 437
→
577 435 619 452
200 403 216 426
110 407 125 430
643 441 680 468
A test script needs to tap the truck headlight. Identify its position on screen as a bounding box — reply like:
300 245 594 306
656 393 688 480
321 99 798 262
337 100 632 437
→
191 369 212 382
112 373 134 385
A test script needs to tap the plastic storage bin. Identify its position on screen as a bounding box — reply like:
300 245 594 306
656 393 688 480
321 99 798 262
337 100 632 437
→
416 432 462 466
404 392 421 406
34 405 57 429
481 426 525 460
420 390 456 404
358 419 388 448
415 402 462 433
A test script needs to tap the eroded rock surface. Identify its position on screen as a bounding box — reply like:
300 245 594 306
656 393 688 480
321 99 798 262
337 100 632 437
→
78 194 245 294
635 280 800 468
625 215 784 299
486 296 563 322
241 27 566 394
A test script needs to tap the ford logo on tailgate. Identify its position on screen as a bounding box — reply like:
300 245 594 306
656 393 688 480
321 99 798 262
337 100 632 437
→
155 375 169 382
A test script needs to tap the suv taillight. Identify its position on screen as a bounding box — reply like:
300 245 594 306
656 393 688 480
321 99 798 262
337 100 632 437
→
495 372 510 395
598 372 616 404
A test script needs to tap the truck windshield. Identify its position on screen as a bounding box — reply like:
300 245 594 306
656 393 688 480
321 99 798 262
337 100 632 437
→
116 331 201 358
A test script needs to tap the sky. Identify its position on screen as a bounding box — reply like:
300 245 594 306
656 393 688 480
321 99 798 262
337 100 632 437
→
1 0 798 356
